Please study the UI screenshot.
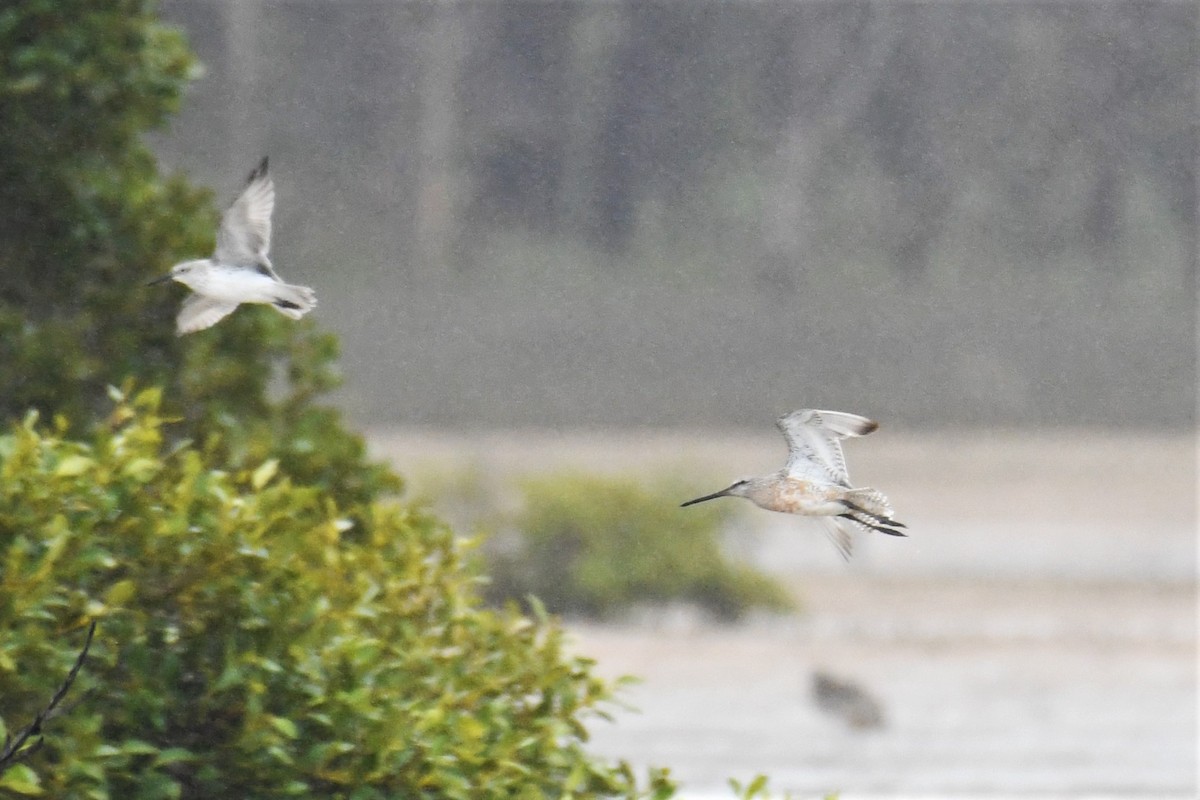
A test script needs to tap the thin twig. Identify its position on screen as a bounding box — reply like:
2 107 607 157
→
0 620 97 775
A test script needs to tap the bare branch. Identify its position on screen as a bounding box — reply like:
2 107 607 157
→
0 620 97 775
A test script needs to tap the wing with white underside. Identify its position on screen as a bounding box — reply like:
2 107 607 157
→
177 294 239 335
819 517 855 561
213 157 278 279
776 408 878 485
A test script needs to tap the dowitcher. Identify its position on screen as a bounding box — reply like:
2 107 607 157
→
681 409 905 559
148 157 317 334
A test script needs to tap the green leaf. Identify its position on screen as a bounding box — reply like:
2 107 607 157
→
153 747 195 766
122 457 160 481
0 765 43 795
213 663 242 691
251 459 279 490
526 594 549 624
119 739 160 756
55 454 93 477
105 579 136 606
746 774 768 797
269 716 299 739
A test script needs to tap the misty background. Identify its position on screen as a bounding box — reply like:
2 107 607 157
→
154 0 1195 432
147 3 1195 796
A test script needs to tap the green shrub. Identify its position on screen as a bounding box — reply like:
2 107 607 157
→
485 474 795 622
0 390 675 799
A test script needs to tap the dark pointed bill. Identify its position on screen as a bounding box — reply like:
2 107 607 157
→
145 274 173 287
680 487 733 507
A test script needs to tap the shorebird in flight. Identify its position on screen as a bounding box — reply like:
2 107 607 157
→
148 157 317 335
681 409 906 560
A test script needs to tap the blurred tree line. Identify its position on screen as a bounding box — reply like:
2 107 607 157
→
164 1 1192 276
462 2 1191 279
157 1 1194 428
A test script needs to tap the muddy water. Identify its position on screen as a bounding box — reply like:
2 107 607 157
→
571 578 1194 798
369 430 1197 797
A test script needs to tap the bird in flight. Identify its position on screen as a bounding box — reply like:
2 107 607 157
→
681 409 906 559
148 157 316 335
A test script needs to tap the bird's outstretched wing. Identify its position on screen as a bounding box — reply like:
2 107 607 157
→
213 156 278 279
177 294 238 335
776 409 878 485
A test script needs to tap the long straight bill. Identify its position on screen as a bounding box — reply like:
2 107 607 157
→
680 488 732 507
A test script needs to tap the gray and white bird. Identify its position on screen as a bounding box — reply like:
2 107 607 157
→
681 409 906 559
148 157 317 335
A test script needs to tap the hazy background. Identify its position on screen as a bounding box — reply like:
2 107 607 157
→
155 0 1194 431
152 3 1195 797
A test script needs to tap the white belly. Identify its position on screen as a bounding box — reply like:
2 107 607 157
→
191 265 280 304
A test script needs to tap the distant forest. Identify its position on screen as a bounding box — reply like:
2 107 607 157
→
157 1 1195 429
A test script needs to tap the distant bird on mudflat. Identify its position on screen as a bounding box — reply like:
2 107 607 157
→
811 669 886 730
681 409 906 559
148 157 317 334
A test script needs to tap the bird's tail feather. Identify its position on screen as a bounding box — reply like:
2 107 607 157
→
841 488 907 536
271 283 317 320
844 488 894 519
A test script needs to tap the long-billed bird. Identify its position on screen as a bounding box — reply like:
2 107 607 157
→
681 409 906 559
